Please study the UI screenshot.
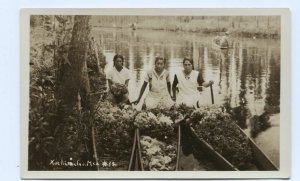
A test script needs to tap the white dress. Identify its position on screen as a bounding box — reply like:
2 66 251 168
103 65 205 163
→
144 69 174 109
106 67 130 104
106 66 130 85
176 70 202 107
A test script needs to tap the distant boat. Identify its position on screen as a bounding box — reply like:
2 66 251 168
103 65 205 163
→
130 23 137 31
212 35 229 49
212 41 229 49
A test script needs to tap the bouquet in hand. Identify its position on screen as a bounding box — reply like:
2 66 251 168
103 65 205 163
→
111 83 128 97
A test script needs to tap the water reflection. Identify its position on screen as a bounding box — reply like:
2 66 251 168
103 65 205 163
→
92 28 280 118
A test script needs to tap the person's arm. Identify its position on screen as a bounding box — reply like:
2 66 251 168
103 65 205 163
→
197 73 213 88
167 82 171 96
166 71 172 97
107 79 113 91
172 75 178 100
133 81 148 105
125 69 130 88
201 81 213 87
125 79 129 88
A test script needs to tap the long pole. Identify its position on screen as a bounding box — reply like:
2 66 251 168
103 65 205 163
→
210 84 214 104
91 127 100 171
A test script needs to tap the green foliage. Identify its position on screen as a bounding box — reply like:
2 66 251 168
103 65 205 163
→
191 105 254 170
93 101 186 170
110 83 128 97
250 113 271 138
53 108 92 170
93 101 136 167
87 59 105 93
101 16 280 38
135 111 176 144
29 15 94 170
140 136 177 171
134 109 179 170
29 64 57 170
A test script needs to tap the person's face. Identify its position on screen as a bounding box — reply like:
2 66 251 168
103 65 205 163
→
155 59 165 72
115 58 123 68
183 60 193 72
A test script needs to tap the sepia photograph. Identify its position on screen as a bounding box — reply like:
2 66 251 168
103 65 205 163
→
20 9 290 179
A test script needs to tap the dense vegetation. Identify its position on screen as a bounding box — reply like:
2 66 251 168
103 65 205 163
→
92 16 280 39
190 105 254 170
29 15 106 170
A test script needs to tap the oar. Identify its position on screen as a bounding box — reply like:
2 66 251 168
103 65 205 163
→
210 84 214 105
128 129 137 170
91 126 100 171
136 128 144 171
175 124 181 171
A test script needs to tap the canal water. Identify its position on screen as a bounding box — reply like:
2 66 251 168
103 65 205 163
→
91 28 280 169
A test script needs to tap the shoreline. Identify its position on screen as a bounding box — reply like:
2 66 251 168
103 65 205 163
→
93 26 280 39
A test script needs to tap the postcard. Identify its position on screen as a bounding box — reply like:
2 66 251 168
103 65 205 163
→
20 8 290 179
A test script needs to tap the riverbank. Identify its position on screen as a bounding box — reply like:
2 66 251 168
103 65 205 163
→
137 18 279 39
93 16 280 39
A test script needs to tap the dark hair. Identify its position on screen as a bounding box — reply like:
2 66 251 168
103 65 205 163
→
155 56 167 65
113 54 124 67
183 57 194 69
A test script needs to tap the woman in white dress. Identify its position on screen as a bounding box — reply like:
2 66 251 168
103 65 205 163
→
133 57 174 109
172 58 213 108
106 54 130 105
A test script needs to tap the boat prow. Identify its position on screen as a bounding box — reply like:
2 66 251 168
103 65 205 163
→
237 126 279 171
188 123 278 171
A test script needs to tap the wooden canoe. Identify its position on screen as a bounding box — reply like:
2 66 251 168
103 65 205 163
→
237 126 279 171
188 124 278 171
128 128 144 171
188 125 238 171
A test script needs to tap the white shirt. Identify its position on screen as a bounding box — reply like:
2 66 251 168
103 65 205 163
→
143 69 174 109
176 70 201 107
144 69 170 93
106 67 130 85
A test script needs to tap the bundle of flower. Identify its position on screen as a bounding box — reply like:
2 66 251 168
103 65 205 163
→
134 111 176 143
93 100 136 170
190 105 254 170
148 104 195 125
140 136 176 171
110 83 128 97
134 110 178 170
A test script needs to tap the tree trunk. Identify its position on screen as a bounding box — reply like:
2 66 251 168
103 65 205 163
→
54 16 93 168
57 15 91 110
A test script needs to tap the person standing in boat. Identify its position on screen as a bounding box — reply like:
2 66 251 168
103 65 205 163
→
220 31 230 49
106 54 130 105
133 56 174 109
172 58 214 108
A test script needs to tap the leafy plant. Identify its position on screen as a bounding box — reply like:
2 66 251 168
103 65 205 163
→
93 100 136 169
249 113 271 138
140 136 176 171
29 64 57 170
110 83 128 97
190 105 254 170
